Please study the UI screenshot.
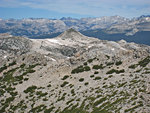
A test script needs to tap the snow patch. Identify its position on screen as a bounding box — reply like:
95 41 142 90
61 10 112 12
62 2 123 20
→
4 56 7 59
88 45 93 48
111 48 115 51
67 57 70 59
146 17 149 21
120 47 127 51
50 58 56 61
44 55 56 61
47 39 62 45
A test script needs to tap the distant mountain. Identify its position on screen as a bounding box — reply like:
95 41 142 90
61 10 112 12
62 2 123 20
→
0 15 150 45
81 30 150 46
138 15 150 18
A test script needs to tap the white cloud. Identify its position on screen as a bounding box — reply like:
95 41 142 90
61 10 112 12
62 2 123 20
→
0 0 150 17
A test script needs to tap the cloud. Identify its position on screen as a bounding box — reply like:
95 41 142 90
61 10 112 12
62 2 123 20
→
0 0 150 17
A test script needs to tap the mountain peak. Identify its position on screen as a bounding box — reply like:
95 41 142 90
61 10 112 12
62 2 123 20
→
58 28 84 40
60 17 74 20
66 28 78 33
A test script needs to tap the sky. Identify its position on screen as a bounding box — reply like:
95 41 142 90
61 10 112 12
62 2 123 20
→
0 0 150 19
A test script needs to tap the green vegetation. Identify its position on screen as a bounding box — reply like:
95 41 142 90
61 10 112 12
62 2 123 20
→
61 75 69 80
129 64 138 69
44 107 55 113
28 63 39 69
130 79 140 84
24 78 29 81
104 77 108 80
84 66 91 71
0 61 17 73
90 75 94 78
106 69 125 74
66 99 74 105
0 64 7 73
117 82 127 88
84 82 89 86
106 55 110 59
94 76 102 80
92 64 103 70
115 61 122 66
22 69 35 75
94 71 99 74
124 103 143 112
9 100 27 112
143 71 150 74
30 104 46 113
138 56 150 67
71 89 75 96
108 75 113 78
61 102 88 113
135 69 142 73
61 81 69 87
2 67 18 83
79 78 84 82
20 63 26 68
71 65 91 74
36 91 48 98
83 62 87 65
106 62 114 66
24 85 37 93
21 63 39 75
0 96 15 112
47 84 51 87
57 93 66 101
87 58 96 63
94 97 107 106
0 64 38 85
8 61 16 67
22 64 39 76
129 56 150 69
0 63 38 86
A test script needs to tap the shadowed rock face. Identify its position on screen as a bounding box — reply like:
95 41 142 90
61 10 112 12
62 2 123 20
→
41 45 77 57
0 36 31 56
0 29 150 113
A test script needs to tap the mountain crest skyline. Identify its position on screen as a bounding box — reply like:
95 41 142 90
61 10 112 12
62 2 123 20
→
1 15 150 20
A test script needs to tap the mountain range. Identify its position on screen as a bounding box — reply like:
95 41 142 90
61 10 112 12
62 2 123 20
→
0 15 150 45
0 29 150 113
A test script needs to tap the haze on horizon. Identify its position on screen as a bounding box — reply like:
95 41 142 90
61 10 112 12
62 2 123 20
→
0 0 150 19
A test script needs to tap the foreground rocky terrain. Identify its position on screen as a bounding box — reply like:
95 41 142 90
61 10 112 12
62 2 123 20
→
0 29 150 113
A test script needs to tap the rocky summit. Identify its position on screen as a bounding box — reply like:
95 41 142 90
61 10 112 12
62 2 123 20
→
0 29 150 113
